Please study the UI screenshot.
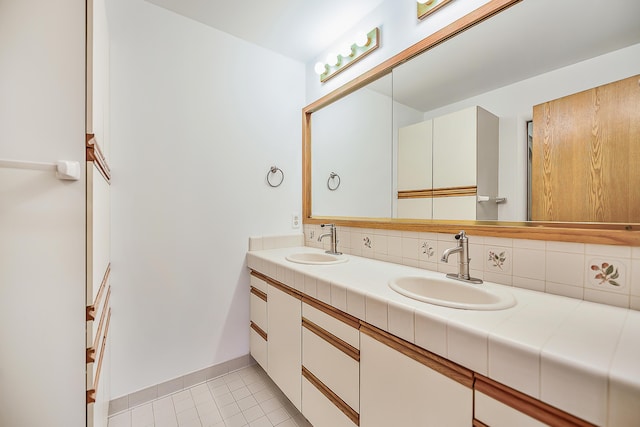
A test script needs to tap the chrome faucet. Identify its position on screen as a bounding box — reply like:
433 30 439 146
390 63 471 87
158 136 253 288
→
317 223 342 255
440 230 483 284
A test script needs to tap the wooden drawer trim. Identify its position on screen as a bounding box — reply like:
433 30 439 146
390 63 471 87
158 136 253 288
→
475 375 595 427
302 296 360 330
472 419 490 427
87 285 111 364
302 317 360 362
250 286 267 302
250 321 268 341
360 322 473 388
87 308 111 404
302 366 359 426
398 186 477 199
87 263 110 321
250 270 302 300
86 134 111 183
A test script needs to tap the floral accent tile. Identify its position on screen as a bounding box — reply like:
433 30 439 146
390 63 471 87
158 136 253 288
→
485 247 512 274
488 250 506 269
587 258 627 293
421 241 435 259
363 236 372 249
591 262 620 286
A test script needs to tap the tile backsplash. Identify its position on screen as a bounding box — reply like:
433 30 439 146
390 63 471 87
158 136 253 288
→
302 225 640 311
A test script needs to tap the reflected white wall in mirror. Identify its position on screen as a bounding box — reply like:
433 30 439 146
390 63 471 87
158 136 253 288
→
312 73 393 217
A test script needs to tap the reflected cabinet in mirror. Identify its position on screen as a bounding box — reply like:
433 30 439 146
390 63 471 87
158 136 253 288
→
303 0 640 245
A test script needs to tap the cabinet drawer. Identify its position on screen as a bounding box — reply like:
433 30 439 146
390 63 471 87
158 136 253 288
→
302 326 359 412
302 376 358 427
250 289 267 332
250 274 268 293
302 301 359 349
475 391 547 427
250 327 267 371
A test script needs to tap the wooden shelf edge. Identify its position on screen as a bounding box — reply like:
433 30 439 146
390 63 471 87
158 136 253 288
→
250 286 268 302
87 285 111 363
250 321 267 341
250 270 302 300
302 295 360 330
302 317 360 362
86 134 111 182
360 322 474 388
87 264 110 321
474 374 595 427
302 366 360 426
87 308 111 404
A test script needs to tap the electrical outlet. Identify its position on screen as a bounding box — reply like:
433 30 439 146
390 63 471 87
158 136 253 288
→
292 212 300 229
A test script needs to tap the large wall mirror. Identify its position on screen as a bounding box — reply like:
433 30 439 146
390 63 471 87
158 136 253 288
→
303 0 640 245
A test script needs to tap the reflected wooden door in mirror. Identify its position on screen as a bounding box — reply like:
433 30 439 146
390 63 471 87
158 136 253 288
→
532 74 640 223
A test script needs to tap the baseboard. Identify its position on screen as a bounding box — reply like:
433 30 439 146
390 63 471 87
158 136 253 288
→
108 354 255 415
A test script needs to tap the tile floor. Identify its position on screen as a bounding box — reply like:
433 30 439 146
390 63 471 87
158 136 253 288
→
108 364 313 427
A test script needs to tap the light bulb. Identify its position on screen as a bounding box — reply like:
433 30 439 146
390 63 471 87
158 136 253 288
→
314 62 327 75
355 32 369 47
326 52 339 67
340 44 353 58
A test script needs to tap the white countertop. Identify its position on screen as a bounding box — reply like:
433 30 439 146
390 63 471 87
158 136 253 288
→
247 246 640 427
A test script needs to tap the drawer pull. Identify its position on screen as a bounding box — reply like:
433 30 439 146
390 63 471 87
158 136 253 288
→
302 317 359 361
302 366 359 426
250 321 267 341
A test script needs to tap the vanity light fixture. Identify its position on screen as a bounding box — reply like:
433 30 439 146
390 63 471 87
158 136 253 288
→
417 0 453 20
314 27 380 83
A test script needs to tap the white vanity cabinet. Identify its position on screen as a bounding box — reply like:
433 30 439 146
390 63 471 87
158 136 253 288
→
301 299 361 427
433 106 499 221
396 105 499 221
359 324 473 427
397 120 433 219
266 280 302 411
249 274 268 371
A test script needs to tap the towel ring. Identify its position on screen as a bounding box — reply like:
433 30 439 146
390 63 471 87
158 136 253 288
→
267 166 284 187
327 172 340 191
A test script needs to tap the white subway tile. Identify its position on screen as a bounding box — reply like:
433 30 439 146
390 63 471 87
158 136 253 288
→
330 283 347 312
584 288 630 309
388 300 415 343
545 282 584 300
545 252 584 286
365 293 388 331
346 287 365 319
512 248 545 280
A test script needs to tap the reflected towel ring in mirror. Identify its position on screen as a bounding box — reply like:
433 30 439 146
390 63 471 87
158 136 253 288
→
327 172 341 191
267 166 284 187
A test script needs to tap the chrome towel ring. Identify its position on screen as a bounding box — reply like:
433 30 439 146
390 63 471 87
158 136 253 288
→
327 172 341 191
267 166 284 187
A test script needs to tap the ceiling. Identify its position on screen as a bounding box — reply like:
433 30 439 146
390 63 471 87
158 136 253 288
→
144 0 387 62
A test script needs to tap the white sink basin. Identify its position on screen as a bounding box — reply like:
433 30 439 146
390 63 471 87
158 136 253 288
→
286 252 348 265
389 276 515 310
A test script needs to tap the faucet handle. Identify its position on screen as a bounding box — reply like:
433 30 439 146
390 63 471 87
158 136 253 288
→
455 230 467 241
321 223 335 229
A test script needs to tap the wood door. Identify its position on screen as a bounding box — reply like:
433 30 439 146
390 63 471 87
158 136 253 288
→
531 74 640 222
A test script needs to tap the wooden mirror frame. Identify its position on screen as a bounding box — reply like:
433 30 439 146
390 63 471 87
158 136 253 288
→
302 0 639 246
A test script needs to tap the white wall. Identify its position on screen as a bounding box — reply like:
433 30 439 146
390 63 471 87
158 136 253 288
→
305 0 491 103
0 1 86 426
107 0 305 397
